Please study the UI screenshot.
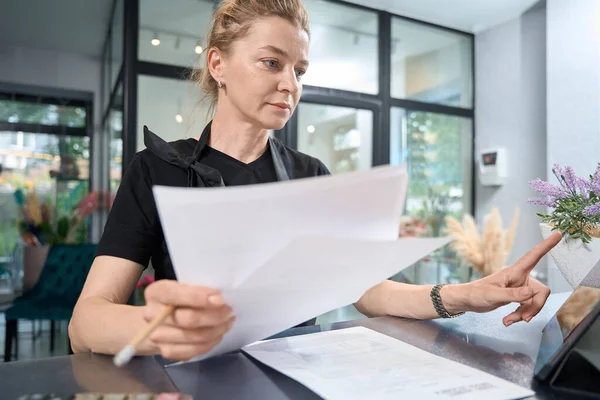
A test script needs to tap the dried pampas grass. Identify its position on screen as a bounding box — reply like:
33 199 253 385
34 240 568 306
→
505 208 520 256
445 207 520 277
482 208 505 276
444 215 484 271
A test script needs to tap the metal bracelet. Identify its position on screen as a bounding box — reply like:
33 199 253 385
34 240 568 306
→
430 284 465 319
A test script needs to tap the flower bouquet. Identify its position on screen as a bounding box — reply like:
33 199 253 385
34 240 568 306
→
399 216 427 238
529 163 600 288
14 189 115 245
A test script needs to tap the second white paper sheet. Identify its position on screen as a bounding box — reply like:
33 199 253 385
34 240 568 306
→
243 327 535 400
153 165 450 362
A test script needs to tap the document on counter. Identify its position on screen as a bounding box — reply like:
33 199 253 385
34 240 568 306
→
153 165 450 363
243 327 535 400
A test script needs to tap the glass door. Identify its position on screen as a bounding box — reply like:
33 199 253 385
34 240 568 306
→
390 107 474 285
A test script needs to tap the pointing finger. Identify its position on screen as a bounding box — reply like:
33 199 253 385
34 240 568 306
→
512 232 562 275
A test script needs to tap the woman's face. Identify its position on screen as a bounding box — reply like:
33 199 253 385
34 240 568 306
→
216 16 309 130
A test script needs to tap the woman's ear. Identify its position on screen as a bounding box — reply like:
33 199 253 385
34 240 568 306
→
207 47 225 85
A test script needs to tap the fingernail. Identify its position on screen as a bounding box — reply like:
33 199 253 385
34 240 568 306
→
525 316 532 322
504 320 513 327
208 294 224 306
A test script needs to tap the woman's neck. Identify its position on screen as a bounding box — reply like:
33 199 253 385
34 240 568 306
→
204 107 269 164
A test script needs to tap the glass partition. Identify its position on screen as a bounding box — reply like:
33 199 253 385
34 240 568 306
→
297 103 373 172
302 0 379 94
137 75 211 152
139 0 213 68
109 83 123 194
0 100 86 127
391 18 473 108
111 0 124 87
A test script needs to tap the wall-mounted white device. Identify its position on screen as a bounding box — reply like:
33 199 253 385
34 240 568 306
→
478 148 507 186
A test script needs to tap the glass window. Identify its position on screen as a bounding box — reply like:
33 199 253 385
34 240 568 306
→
139 0 213 68
297 103 373 173
0 132 91 256
390 107 473 284
391 18 473 108
0 100 86 127
109 83 123 195
302 0 378 94
137 75 212 152
391 107 472 218
103 41 111 112
111 0 124 89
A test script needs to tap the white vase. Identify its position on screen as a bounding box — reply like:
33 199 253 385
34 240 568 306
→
540 223 600 288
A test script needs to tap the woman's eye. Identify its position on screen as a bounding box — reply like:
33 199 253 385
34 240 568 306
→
296 70 306 79
264 60 278 68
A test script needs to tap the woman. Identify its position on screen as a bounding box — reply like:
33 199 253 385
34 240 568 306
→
69 0 561 361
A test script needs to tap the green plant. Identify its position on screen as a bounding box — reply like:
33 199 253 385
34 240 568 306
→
529 163 600 244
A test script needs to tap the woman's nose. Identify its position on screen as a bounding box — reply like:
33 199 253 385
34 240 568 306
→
278 69 300 94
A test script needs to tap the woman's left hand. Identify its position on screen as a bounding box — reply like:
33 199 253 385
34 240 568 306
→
448 231 562 326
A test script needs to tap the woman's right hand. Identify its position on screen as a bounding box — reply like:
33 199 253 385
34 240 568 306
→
143 280 235 361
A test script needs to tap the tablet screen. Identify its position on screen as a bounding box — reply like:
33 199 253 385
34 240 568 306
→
534 261 600 380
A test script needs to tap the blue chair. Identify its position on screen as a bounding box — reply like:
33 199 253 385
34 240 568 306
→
4 244 97 362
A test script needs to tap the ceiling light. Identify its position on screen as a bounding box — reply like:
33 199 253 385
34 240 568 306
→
151 32 160 46
306 125 315 133
175 114 183 123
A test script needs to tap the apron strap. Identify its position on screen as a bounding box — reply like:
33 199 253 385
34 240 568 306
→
143 125 224 188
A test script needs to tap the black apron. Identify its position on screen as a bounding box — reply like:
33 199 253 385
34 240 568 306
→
142 121 316 327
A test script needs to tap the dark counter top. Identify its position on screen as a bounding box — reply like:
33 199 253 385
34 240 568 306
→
0 293 585 400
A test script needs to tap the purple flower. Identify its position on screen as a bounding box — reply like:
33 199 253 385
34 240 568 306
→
527 197 557 207
562 166 578 191
528 178 567 199
591 163 600 196
592 180 600 196
552 163 565 178
576 177 592 196
553 164 593 196
584 202 600 216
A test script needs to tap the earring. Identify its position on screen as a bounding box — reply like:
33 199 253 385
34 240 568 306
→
217 80 222 88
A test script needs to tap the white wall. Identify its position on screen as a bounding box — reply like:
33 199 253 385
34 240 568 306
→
0 44 104 240
475 6 548 272
546 0 600 292
476 0 600 292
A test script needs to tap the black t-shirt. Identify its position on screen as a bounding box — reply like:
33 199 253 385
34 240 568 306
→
96 123 330 281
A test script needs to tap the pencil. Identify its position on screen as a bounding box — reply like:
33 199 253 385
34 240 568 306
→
113 304 175 367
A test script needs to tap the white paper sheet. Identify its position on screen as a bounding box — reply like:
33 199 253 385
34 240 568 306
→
243 327 535 400
153 165 450 362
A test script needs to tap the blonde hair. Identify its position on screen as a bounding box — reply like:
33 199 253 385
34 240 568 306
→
190 0 310 117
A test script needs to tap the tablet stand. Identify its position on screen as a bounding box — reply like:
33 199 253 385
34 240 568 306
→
547 315 600 398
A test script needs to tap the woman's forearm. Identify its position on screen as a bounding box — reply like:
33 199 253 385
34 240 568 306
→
354 280 468 320
68 296 159 356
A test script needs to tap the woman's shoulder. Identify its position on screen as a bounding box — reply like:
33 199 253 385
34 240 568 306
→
135 125 196 163
126 127 199 184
